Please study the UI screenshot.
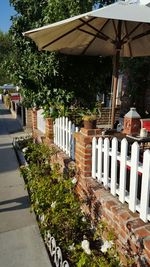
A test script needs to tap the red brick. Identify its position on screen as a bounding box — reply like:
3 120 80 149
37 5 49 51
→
81 172 92 177
118 228 128 241
145 256 150 266
117 211 132 224
81 128 95 136
134 227 150 239
128 239 138 254
144 238 150 251
126 219 147 231
82 165 91 171
104 200 118 210
82 160 92 166
76 144 91 153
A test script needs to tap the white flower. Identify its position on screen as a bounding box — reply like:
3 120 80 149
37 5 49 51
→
68 243 75 251
72 177 77 184
82 217 86 222
81 239 91 255
101 240 113 253
47 231 51 239
22 147 28 153
40 214 45 223
51 201 56 209
35 198 39 205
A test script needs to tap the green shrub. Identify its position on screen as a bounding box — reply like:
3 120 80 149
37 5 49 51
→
20 142 122 267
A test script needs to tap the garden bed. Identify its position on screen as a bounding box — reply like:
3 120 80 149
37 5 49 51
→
15 137 125 267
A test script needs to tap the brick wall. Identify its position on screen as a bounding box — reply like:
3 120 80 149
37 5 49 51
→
97 107 120 127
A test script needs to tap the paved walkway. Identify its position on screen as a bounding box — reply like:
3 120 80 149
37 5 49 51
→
0 97 52 267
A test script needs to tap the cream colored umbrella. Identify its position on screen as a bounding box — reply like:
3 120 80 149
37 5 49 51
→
23 0 150 128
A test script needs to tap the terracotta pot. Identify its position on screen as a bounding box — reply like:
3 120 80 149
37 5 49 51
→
83 119 96 129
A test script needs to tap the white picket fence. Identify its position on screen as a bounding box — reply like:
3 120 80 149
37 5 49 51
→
53 117 79 160
92 137 150 222
37 109 46 133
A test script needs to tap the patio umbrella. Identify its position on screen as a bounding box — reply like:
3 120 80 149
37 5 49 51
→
23 0 150 128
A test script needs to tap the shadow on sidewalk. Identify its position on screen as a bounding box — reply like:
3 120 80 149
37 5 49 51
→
0 196 30 212
0 118 23 135
0 109 11 115
0 146 19 172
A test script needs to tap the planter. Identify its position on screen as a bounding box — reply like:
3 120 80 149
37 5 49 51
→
83 119 97 129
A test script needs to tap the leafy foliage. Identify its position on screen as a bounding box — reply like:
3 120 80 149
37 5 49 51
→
20 141 122 267
121 57 150 116
0 31 14 85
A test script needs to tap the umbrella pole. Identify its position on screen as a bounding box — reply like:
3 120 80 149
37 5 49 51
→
111 51 120 129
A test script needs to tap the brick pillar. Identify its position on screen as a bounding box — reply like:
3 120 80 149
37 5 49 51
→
32 108 37 130
45 117 54 143
74 128 101 179
26 108 32 129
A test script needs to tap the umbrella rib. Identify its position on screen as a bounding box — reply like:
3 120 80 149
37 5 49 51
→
78 28 107 41
131 29 150 41
121 22 142 43
80 19 111 55
81 36 96 55
124 21 132 57
41 17 96 50
112 20 117 36
79 18 113 42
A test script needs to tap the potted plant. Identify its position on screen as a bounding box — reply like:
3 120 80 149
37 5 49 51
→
83 114 97 129
82 103 101 129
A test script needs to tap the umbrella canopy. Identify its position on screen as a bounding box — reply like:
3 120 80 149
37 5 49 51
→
23 0 150 128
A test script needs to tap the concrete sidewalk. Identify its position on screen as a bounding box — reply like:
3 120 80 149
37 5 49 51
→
0 99 52 267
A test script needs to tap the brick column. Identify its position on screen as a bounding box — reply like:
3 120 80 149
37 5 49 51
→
32 108 37 130
26 108 32 129
45 117 54 143
74 128 101 179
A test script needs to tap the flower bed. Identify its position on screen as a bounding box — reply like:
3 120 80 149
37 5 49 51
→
19 140 123 267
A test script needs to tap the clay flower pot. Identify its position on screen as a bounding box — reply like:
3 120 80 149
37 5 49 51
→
83 115 97 129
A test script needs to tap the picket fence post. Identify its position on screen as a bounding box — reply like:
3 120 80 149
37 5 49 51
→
62 116 65 151
92 137 97 179
53 117 78 160
65 117 68 154
140 150 150 222
103 138 110 188
110 137 118 196
91 136 150 222
129 142 139 212
119 138 128 203
97 137 103 183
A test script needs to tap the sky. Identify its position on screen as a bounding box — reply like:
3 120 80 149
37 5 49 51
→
0 0 16 32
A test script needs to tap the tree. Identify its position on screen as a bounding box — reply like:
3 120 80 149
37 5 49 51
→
9 0 112 114
121 57 150 116
0 31 14 85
